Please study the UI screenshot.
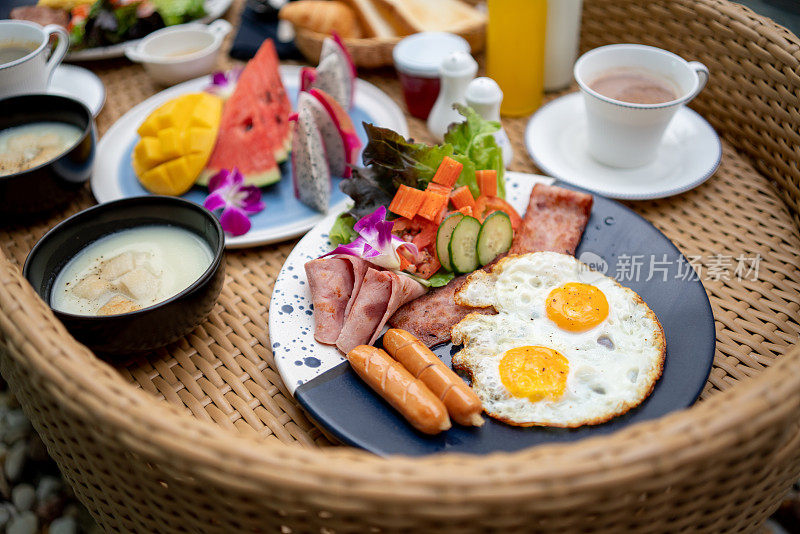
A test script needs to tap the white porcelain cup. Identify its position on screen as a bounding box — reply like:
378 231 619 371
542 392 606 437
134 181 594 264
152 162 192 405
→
574 44 709 168
0 20 69 98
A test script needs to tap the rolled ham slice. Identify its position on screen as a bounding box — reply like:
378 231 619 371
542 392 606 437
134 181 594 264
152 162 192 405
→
336 269 393 354
335 269 426 355
304 255 369 344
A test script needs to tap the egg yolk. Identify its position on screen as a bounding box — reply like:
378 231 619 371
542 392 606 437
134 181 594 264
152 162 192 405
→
546 282 609 332
499 346 569 402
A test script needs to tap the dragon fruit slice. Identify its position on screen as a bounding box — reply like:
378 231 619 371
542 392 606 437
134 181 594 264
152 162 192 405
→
291 103 331 213
322 34 356 107
298 36 356 111
313 54 351 110
300 66 317 93
298 92 347 178
308 88 361 178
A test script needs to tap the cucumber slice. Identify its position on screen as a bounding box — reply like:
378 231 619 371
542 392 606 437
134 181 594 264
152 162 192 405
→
448 216 482 274
477 211 514 266
435 212 464 271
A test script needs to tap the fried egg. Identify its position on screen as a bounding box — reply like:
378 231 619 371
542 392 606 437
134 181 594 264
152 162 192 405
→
451 251 665 427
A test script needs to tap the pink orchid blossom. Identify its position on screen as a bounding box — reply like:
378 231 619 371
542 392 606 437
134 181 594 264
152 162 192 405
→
203 168 265 236
205 68 243 100
322 206 417 270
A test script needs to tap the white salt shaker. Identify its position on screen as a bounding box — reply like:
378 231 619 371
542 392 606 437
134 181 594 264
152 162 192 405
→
465 77 513 167
427 51 478 141
544 0 584 91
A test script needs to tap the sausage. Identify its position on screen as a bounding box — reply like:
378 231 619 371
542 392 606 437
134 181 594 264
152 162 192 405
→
346 345 451 435
383 329 484 427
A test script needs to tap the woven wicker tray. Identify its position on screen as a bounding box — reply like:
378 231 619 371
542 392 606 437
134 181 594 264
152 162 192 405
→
1 0 799 532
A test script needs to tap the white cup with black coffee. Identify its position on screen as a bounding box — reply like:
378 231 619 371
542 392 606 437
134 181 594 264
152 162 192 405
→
0 20 69 99
574 44 709 168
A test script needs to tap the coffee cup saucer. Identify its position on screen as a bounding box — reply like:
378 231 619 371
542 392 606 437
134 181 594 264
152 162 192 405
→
524 92 722 200
47 65 106 117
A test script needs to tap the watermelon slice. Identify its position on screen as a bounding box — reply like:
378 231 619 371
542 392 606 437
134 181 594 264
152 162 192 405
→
199 39 292 187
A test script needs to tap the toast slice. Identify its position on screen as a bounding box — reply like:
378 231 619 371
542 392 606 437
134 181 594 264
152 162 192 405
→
340 0 405 38
374 0 486 34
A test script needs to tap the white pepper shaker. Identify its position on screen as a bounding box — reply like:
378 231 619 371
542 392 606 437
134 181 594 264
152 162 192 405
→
427 51 478 141
465 77 513 167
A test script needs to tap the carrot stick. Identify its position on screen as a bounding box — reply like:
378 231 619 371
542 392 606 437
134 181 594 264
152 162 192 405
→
431 156 463 188
450 185 476 212
426 182 452 196
476 170 497 197
389 185 427 219
417 193 448 221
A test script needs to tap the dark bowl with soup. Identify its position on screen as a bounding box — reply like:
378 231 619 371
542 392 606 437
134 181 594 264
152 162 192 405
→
23 196 226 356
0 94 95 217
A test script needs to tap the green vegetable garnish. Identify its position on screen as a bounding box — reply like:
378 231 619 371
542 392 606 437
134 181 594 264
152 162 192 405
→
427 270 456 288
329 214 358 246
444 104 505 199
152 0 206 26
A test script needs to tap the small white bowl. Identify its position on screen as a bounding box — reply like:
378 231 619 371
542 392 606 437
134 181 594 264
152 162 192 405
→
125 20 232 86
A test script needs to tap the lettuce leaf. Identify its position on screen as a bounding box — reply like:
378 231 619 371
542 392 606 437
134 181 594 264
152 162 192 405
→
361 123 453 190
427 270 456 288
339 166 394 220
329 214 357 246
152 0 206 26
341 108 505 219
445 104 505 198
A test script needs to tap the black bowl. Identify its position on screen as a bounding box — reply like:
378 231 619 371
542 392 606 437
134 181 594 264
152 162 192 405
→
23 196 225 356
0 94 96 217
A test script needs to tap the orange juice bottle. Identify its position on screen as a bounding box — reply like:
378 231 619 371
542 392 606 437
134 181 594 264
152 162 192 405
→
487 0 548 116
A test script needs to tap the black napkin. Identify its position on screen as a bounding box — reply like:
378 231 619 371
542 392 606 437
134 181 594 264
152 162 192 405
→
229 0 302 61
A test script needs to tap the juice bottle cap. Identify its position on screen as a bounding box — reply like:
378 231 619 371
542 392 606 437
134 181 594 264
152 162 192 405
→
393 32 470 78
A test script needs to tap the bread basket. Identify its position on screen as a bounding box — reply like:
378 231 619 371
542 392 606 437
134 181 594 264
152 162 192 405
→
1 0 799 532
294 22 486 69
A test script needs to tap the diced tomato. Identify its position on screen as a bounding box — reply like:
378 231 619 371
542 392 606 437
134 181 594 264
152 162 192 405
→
392 215 436 247
474 196 523 231
414 249 441 279
398 249 414 271
410 217 437 249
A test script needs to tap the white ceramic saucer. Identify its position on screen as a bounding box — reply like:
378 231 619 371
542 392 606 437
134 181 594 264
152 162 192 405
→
48 64 106 117
525 92 722 200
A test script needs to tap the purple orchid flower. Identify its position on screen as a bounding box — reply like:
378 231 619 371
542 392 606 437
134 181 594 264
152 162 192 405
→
205 68 243 100
322 206 418 270
203 168 265 236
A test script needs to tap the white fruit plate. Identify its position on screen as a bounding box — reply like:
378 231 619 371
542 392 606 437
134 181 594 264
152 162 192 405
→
91 64 408 248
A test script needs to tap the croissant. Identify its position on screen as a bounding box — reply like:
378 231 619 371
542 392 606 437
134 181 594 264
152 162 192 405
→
279 1 362 39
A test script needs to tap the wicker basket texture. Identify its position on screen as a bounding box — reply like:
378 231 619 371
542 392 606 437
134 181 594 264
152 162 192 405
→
0 0 799 532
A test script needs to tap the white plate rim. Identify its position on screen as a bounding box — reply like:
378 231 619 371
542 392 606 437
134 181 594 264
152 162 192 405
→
91 64 408 248
65 0 233 61
525 92 722 201
269 172 555 395
48 64 106 117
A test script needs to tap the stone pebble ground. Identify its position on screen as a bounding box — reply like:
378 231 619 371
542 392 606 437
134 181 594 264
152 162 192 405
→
0 380 97 534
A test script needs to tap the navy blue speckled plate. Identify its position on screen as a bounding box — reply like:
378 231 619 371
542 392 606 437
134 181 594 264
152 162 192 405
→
269 175 715 456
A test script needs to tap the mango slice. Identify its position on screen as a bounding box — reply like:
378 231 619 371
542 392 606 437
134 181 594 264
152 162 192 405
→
132 93 222 196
